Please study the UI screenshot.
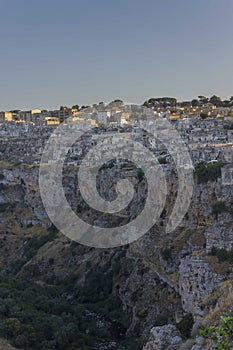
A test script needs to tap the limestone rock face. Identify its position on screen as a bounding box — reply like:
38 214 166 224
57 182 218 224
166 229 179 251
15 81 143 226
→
179 256 224 317
1 154 233 349
205 218 233 252
190 336 207 350
143 325 183 350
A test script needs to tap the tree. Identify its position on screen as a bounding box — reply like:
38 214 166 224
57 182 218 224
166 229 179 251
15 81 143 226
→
223 99 231 107
113 99 123 103
71 104 79 110
198 96 209 105
209 95 222 107
143 97 177 108
200 112 209 119
192 99 199 107
10 109 21 113
109 99 124 107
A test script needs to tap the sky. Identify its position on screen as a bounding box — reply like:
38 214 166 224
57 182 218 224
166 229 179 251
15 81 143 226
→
0 0 233 110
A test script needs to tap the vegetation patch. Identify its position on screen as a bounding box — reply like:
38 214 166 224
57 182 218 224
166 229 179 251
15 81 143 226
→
11 230 58 274
212 201 228 219
223 123 233 130
153 312 172 327
161 248 172 261
195 161 225 184
0 271 136 350
158 157 168 165
0 202 14 213
200 316 233 350
209 247 233 263
176 313 194 339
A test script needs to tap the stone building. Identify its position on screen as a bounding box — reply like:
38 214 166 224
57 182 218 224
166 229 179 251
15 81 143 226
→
221 163 233 185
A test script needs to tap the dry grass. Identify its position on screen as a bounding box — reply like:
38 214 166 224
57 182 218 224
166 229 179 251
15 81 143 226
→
0 338 18 350
204 254 230 275
202 280 233 326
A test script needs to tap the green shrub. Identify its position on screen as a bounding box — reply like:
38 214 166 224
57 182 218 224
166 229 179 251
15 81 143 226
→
100 160 115 170
137 168 144 182
212 201 227 219
161 248 172 261
209 247 233 263
158 156 168 164
0 183 7 190
200 113 209 119
153 312 171 326
177 313 194 339
0 203 9 212
137 309 147 319
0 272 134 350
11 160 22 166
112 259 121 276
195 161 225 184
200 316 233 350
48 258 54 266
23 231 57 261
223 123 233 130
77 269 113 303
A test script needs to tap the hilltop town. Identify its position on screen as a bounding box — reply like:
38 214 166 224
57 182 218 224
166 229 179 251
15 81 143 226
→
0 96 233 173
1 95 233 125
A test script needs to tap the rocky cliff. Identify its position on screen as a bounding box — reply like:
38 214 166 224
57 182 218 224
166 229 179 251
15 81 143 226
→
0 158 233 349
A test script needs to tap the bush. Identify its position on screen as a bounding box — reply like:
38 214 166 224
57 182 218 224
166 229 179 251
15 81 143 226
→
209 247 233 263
153 312 171 326
212 201 227 219
158 157 168 164
0 183 6 190
137 168 144 182
200 316 233 350
23 231 57 260
195 161 225 184
161 248 172 261
0 203 10 213
78 269 113 302
0 272 134 350
48 258 54 266
177 314 194 339
100 160 115 170
200 113 209 119
224 123 233 130
137 309 147 319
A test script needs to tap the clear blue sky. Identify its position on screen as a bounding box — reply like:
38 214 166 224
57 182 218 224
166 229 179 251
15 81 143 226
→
0 0 233 110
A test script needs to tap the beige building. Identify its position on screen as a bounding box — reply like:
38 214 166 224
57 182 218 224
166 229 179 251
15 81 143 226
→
0 111 13 122
45 117 60 125
58 108 79 122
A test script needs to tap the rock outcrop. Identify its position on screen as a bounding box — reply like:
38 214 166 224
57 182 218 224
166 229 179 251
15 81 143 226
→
143 325 183 350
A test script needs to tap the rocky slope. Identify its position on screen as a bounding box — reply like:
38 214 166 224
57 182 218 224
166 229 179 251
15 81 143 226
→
0 159 233 349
